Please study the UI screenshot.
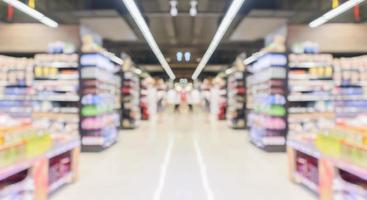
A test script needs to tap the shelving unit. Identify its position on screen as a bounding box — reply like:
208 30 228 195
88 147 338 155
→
227 70 246 129
287 54 335 135
209 77 227 120
139 77 159 121
0 56 33 120
33 54 80 138
288 134 367 200
246 52 288 151
0 55 80 199
121 71 141 129
218 81 227 121
0 136 80 200
33 54 81 197
140 78 150 120
333 56 367 121
286 54 367 199
79 52 121 151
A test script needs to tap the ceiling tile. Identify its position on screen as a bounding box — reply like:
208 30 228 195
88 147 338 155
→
81 17 137 42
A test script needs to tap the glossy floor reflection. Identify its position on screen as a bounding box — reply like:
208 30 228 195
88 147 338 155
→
52 111 316 200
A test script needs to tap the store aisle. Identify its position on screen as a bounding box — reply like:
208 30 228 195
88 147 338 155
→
52 112 315 200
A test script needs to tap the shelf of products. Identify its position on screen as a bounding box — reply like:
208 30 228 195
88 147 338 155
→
33 54 80 138
227 71 246 129
0 126 80 200
285 49 367 199
140 78 150 120
0 55 80 199
79 53 121 151
287 54 335 136
247 53 287 151
209 77 227 120
140 77 159 121
0 56 33 120
334 56 367 120
218 81 227 121
0 122 51 170
121 71 141 129
287 118 367 200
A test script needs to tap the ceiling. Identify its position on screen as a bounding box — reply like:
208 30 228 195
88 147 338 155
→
1 0 366 79
80 15 137 42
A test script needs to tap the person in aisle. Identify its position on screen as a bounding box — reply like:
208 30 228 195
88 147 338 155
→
166 87 176 111
188 91 194 112
180 87 188 110
188 88 201 112
201 79 211 113
157 93 164 113
174 101 180 112
203 91 210 112
209 77 226 120
209 85 220 120
145 78 158 119
156 79 166 113
166 85 182 113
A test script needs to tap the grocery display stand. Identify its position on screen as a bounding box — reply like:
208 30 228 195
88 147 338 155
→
140 78 150 120
286 55 367 199
79 52 121 151
333 56 367 120
287 135 367 200
0 55 80 199
33 53 81 197
0 138 80 200
121 71 141 129
0 56 33 120
226 70 247 129
33 53 80 138
218 80 227 120
287 54 335 136
246 52 288 152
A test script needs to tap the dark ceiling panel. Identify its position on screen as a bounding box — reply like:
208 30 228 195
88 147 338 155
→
2 0 366 78
175 16 194 44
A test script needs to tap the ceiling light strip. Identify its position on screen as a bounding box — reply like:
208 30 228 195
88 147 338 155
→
2 0 58 28
191 0 245 80
309 0 365 28
122 0 176 79
243 51 265 65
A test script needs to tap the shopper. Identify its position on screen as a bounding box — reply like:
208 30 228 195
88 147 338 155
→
188 88 201 112
174 91 180 112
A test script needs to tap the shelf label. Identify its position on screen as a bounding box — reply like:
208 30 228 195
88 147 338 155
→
262 137 286 145
82 137 104 145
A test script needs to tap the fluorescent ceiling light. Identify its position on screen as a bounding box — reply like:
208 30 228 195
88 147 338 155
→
190 0 198 16
170 0 178 17
243 52 265 65
191 0 245 80
309 0 365 28
103 52 123 65
2 0 58 28
134 68 143 75
122 0 176 79
243 56 256 65
225 68 234 75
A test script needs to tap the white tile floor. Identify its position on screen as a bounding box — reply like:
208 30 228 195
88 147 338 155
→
52 112 316 200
